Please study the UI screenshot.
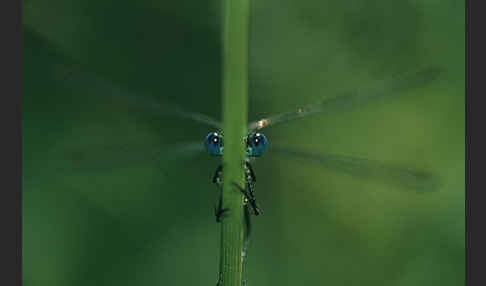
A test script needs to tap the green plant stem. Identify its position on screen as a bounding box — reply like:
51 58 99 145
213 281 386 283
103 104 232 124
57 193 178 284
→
218 0 250 286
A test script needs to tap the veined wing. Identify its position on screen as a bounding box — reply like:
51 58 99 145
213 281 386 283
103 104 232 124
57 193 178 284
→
59 65 222 130
103 84 223 130
58 140 205 172
270 145 439 193
36 42 217 170
248 67 441 132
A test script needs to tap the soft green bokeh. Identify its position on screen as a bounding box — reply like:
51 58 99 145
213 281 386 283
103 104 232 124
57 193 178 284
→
22 0 464 285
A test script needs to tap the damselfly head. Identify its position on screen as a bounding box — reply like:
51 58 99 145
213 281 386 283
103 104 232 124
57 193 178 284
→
205 132 224 156
205 131 268 157
246 132 268 157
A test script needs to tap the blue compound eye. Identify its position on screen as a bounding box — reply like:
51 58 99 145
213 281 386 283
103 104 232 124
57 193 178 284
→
248 133 267 157
205 132 223 156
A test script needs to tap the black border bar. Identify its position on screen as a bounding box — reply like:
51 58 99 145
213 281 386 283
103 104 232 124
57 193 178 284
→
1 0 21 284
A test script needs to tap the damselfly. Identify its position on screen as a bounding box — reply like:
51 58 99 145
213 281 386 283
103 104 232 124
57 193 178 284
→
207 70 438 203
61 64 440 215
191 67 442 265
59 63 440 246
48 59 443 286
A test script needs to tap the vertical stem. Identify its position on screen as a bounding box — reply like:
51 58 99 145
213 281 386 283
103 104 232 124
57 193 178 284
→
219 0 250 286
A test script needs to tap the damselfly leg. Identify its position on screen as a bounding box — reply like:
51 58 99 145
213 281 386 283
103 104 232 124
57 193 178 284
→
212 162 260 222
212 164 228 222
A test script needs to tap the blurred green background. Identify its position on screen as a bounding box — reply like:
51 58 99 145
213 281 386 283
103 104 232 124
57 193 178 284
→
22 0 464 285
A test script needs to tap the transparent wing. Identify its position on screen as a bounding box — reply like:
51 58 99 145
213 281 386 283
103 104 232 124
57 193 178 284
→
103 85 223 130
59 65 222 130
248 67 441 132
56 141 205 172
44 55 219 172
270 145 439 193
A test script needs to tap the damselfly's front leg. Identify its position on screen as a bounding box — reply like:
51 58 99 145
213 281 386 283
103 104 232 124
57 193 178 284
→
213 163 260 222
212 165 228 222
232 181 260 216
245 161 256 182
214 195 228 223
212 164 223 185
214 181 257 222
243 162 260 216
